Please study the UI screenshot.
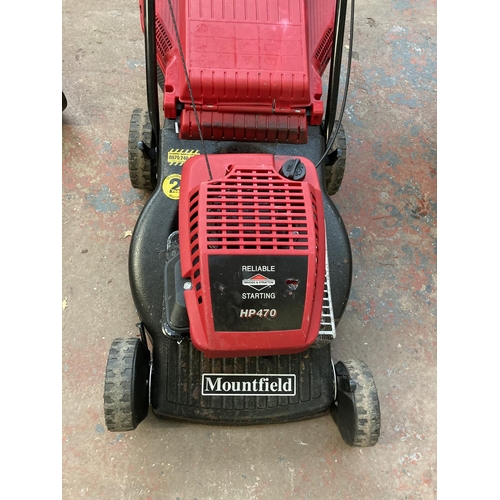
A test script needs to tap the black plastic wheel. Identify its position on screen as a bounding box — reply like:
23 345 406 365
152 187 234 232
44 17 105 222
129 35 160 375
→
103 338 150 432
331 358 381 447
324 121 347 196
128 108 157 190
62 92 67 112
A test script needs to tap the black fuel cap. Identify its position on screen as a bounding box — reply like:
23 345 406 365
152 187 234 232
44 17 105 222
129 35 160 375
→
279 158 306 181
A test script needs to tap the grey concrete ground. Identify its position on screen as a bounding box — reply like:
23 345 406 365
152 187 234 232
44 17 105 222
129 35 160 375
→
62 0 437 498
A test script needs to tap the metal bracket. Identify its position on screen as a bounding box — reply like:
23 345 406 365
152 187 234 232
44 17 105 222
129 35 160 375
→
337 375 357 393
324 147 343 167
136 322 148 345
137 140 157 162
136 322 153 407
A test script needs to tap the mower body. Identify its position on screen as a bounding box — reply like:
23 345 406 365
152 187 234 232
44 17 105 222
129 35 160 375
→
128 0 352 424
104 0 380 446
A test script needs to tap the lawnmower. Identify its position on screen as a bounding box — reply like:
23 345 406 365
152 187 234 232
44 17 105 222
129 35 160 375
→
103 0 381 447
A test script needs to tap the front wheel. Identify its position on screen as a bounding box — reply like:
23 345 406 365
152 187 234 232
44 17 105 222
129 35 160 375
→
331 358 381 447
103 338 151 432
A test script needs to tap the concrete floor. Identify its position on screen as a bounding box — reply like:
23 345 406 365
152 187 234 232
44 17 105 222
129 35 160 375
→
62 0 436 498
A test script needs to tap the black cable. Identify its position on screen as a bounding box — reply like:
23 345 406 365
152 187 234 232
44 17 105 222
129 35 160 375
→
144 0 160 150
316 0 355 169
166 0 213 180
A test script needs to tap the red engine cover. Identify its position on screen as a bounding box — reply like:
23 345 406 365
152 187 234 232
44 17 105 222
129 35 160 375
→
178 154 325 358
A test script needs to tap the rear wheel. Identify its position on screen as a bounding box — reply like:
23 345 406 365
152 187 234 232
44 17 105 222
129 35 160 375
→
324 121 347 196
332 358 381 447
128 108 157 190
103 338 150 432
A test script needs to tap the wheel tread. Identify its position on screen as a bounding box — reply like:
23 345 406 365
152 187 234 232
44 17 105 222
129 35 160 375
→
128 109 156 191
103 338 148 432
341 358 381 447
324 121 347 196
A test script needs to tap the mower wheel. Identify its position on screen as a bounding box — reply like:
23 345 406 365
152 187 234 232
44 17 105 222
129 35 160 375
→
103 338 150 432
128 108 157 190
62 92 67 112
324 121 347 196
331 358 381 447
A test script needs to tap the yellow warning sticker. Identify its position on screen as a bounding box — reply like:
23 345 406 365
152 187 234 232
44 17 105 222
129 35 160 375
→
162 174 182 200
167 148 199 166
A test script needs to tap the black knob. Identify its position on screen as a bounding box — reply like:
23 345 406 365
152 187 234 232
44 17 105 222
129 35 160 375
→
279 158 306 181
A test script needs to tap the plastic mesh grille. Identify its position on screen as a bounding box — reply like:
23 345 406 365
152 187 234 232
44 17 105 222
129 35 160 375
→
316 251 336 343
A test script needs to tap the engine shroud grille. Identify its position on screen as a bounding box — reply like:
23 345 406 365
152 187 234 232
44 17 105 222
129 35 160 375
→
193 166 320 251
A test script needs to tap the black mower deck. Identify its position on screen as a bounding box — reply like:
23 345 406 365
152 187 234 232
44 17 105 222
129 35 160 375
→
128 119 353 424
151 337 334 424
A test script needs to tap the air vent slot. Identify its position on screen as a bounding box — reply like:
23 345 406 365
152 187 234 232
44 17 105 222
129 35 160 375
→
314 27 333 74
155 16 173 60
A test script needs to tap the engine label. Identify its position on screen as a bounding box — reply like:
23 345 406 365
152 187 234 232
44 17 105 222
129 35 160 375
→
240 308 277 318
208 255 308 332
202 374 296 396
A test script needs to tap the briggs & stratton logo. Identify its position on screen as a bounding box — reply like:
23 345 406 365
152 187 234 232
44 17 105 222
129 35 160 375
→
242 274 275 291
